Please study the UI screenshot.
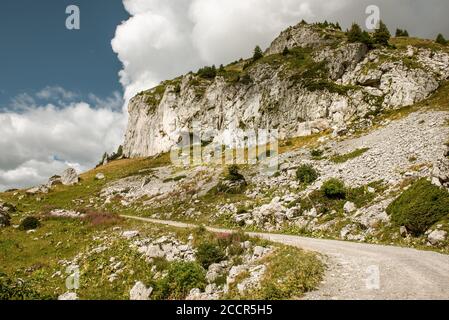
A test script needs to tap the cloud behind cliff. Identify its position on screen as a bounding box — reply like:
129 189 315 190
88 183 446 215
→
112 0 449 102
0 91 125 191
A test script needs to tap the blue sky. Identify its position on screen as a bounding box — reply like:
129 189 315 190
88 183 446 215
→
0 0 128 107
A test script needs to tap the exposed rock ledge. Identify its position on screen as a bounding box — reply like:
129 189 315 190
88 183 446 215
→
123 22 449 158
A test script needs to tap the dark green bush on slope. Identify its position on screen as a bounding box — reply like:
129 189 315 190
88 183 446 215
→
387 179 449 235
321 178 346 199
19 217 40 231
436 34 447 45
156 261 206 299
296 164 319 184
196 242 226 269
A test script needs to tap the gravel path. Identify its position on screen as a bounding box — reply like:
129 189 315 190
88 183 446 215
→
122 215 449 300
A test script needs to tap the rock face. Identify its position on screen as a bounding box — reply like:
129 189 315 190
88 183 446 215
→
61 168 79 186
122 22 449 158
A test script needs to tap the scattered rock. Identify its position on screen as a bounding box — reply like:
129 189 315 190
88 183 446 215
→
58 292 78 300
400 226 408 237
95 173 105 180
26 185 49 195
47 175 62 187
206 262 228 283
49 209 85 219
129 281 153 300
61 168 80 186
427 230 447 245
343 201 356 213
122 230 140 239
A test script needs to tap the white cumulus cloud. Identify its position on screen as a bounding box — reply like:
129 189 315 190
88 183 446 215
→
0 92 125 191
112 0 449 102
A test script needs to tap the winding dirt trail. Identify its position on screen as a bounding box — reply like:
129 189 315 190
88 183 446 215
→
122 215 449 300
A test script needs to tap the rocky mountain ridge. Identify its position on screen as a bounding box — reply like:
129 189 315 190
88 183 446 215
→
122 22 449 158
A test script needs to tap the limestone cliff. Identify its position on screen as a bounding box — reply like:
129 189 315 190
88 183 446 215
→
123 22 449 158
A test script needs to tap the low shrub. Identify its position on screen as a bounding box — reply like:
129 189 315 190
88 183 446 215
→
387 178 449 235
196 242 226 269
253 46 264 61
321 179 346 199
19 217 40 231
197 65 217 79
156 262 206 299
436 33 447 45
310 149 324 158
224 165 245 182
330 148 369 164
217 231 249 257
0 273 52 300
296 164 319 184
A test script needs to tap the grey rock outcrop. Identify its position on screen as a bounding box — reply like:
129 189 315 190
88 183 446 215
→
122 23 449 158
61 168 79 186
427 230 447 245
129 281 153 300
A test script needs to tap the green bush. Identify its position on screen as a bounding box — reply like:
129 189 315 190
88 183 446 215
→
347 23 373 47
253 45 264 61
387 179 449 235
217 231 249 257
310 149 324 158
0 273 52 300
19 217 40 231
157 262 206 299
197 65 217 79
196 242 226 269
296 164 319 184
347 23 363 42
436 33 447 45
225 165 245 182
321 179 346 199
395 28 409 37
373 20 391 45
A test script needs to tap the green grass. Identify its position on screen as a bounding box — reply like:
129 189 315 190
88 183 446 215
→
0 209 324 300
226 246 324 300
330 148 370 163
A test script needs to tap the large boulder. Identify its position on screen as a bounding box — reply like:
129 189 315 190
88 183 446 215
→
61 168 80 186
26 185 49 195
47 175 62 187
427 230 447 245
